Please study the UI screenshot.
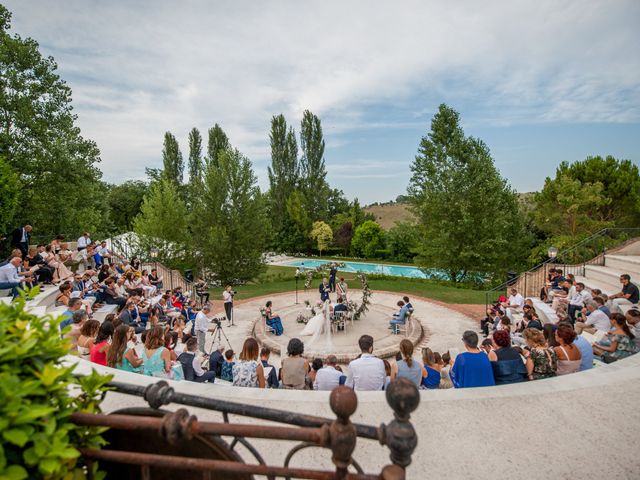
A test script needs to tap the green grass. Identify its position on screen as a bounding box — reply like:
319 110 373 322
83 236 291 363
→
209 265 486 304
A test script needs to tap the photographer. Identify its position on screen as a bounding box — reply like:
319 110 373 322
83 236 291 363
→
223 285 236 327
195 304 214 354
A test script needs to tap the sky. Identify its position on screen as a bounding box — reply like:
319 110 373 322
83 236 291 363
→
4 0 640 204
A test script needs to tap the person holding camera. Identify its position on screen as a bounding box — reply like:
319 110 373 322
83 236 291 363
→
223 285 236 327
195 304 214 354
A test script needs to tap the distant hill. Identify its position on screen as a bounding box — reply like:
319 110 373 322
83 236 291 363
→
363 202 414 230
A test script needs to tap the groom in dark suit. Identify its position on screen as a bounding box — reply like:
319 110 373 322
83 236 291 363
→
319 277 330 302
10 225 32 256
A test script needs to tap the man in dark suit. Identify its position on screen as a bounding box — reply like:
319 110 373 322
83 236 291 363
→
319 277 330 302
119 302 145 333
10 225 32 256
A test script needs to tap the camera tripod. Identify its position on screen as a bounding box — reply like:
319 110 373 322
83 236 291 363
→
207 320 232 354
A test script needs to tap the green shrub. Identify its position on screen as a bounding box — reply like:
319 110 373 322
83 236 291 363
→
0 292 111 480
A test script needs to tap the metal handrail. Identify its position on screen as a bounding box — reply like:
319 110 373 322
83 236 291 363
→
485 227 640 307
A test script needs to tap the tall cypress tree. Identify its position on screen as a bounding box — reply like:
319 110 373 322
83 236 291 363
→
206 124 230 168
268 114 299 237
187 128 203 183
161 132 184 185
408 104 526 282
299 110 329 221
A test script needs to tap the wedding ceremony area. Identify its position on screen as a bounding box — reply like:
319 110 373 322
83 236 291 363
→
1 1 640 479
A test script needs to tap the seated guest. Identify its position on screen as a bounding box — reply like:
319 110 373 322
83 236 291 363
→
502 288 525 321
607 274 639 314
626 308 640 339
264 300 284 335
481 308 500 337
64 310 88 352
55 282 73 307
77 319 100 359
0 256 28 297
593 313 639 363
60 298 84 330
334 296 348 312
553 323 582 375
178 337 216 383
148 268 163 290
346 335 386 391
307 358 323 388
139 270 157 298
232 338 265 388
260 347 280 388
523 328 557 380
488 330 527 385
141 326 173 378
208 344 225 378
314 354 345 391
102 277 126 309
550 279 573 313
90 321 114 366
164 331 179 361
97 264 111 283
451 331 496 388
119 301 145 334
107 324 143 373
25 246 53 284
421 348 442 390
567 282 592 321
220 349 235 382
281 338 309 389
390 300 408 332
576 299 611 334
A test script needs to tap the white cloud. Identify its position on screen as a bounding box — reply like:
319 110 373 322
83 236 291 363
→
4 0 639 188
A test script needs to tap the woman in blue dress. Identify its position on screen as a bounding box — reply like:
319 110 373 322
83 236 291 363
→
264 301 284 335
141 325 173 378
107 324 143 373
451 331 496 388
421 347 441 389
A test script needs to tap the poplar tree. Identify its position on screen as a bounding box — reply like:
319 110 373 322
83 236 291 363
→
408 104 525 282
206 124 230 169
187 128 203 183
300 110 329 221
161 132 184 185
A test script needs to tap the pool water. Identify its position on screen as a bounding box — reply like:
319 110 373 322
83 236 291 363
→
284 259 450 280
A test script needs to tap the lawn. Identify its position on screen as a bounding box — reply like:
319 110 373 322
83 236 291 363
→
209 265 487 304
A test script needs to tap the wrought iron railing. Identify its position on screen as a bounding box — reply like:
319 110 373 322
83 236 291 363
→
485 227 640 307
71 378 420 479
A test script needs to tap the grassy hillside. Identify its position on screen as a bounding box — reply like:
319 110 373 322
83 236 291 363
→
363 202 414 230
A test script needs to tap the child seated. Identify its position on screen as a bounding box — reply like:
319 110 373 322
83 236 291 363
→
220 349 235 382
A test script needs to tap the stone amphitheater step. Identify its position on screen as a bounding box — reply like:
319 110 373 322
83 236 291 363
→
573 275 619 296
584 265 625 290
531 298 558 324
605 254 640 277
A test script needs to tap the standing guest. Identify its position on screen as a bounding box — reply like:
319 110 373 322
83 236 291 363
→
319 277 330 302
141 326 172 378
223 285 235 326
593 313 639 362
208 345 225 378
178 337 216 383
77 232 91 251
232 338 265 388
0 256 27 297
264 300 284 335
487 330 527 385
107 324 143 373
329 265 338 292
220 349 235 382
607 274 640 314
10 224 32 256
451 331 496 388
195 304 213 354
78 320 100 359
393 339 425 386
553 324 582 375
260 347 280 388
314 355 345 391
421 348 442 390
89 321 114 366
345 335 386 391
281 338 309 389
576 299 611 334
336 277 348 301
523 328 557 380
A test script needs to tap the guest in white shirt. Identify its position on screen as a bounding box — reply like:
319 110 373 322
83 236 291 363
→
503 288 524 321
345 335 386 391
0 257 26 297
567 282 592 321
314 355 346 391
77 232 91 251
576 300 611 334
178 337 216 383
625 308 640 339
195 304 213 355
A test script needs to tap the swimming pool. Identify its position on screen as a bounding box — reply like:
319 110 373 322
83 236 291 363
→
283 259 449 280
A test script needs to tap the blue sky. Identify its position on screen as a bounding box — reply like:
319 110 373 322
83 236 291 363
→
5 0 640 204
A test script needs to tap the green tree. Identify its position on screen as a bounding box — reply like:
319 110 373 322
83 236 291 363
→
300 110 329 220
408 104 526 282
310 221 333 256
333 221 353 255
327 188 350 218
351 220 385 258
267 114 300 238
206 124 230 169
0 156 19 234
192 148 267 283
187 127 203 183
533 174 611 236
0 5 106 237
386 222 419 263
286 190 312 251
133 178 189 268
555 155 640 227
106 180 147 235
161 132 184 186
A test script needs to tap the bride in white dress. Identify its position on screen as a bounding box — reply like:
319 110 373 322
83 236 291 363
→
300 301 333 350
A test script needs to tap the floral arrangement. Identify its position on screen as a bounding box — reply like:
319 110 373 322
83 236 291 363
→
349 273 372 321
296 312 310 324
302 262 345 290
